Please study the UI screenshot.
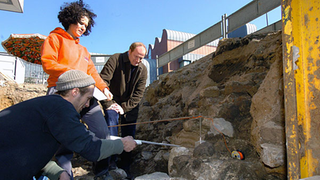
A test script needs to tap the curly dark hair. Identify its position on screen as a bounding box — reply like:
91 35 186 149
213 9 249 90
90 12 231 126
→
58 0 96 36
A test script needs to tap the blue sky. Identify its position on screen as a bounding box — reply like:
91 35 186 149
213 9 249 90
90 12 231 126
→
0 0 281 55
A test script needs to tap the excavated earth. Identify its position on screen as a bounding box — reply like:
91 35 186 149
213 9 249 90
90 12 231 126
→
0 31 286 180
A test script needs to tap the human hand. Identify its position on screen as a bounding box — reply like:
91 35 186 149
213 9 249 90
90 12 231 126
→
121 136 137 152
107 103 124 115
59 171 70 180
104 88 113 101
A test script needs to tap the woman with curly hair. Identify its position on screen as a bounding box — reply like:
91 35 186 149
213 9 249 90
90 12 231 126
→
41 1 117 179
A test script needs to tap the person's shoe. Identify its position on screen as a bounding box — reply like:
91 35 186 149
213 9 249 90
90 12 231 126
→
109 168 127 180
126 172 134 180
108 162 118 171
94 172 114 180
123 168 134 180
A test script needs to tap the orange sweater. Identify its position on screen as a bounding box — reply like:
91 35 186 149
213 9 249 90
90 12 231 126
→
41 27 108 91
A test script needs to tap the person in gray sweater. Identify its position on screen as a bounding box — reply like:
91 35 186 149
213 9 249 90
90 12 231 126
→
0 70 136 180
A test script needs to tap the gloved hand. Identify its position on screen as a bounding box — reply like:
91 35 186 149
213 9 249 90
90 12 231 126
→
107 103 124 115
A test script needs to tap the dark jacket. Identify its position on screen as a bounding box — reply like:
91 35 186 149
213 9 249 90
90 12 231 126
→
0 95 123 179
100 52 148 113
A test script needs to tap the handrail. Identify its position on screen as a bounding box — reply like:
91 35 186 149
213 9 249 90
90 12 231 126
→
227 0 280 33
158 0 281 68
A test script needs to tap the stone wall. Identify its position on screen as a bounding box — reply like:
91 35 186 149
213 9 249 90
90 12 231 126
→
133 31 285 179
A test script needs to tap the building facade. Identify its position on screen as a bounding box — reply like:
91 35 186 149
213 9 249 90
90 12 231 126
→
148 29 219 74
147 25 257 75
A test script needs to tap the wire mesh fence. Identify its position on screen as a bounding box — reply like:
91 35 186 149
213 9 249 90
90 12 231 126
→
23 60 48 84
23 61 104 85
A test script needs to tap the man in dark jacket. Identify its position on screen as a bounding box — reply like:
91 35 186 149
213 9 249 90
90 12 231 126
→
0 70 136 180
100 42 148 179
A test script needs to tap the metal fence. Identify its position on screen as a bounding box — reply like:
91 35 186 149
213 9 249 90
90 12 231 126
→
23 62 102 85
23 60 48 84
158 0 281 67
24 58 157 86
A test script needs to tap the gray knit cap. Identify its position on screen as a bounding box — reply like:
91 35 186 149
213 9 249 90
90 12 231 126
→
56 70 95 91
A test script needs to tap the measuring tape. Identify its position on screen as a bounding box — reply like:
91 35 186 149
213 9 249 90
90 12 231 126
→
231 150 245 160
110 136 180 147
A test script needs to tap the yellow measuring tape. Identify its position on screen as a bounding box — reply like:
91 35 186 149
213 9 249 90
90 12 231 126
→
231 150 245 160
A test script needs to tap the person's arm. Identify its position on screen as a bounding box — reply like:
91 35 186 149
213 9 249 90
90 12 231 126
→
121 67 148 112
47 103 124 162
100 54 119 107
98 136 137 161
41 35 72 78
100 54 118 87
